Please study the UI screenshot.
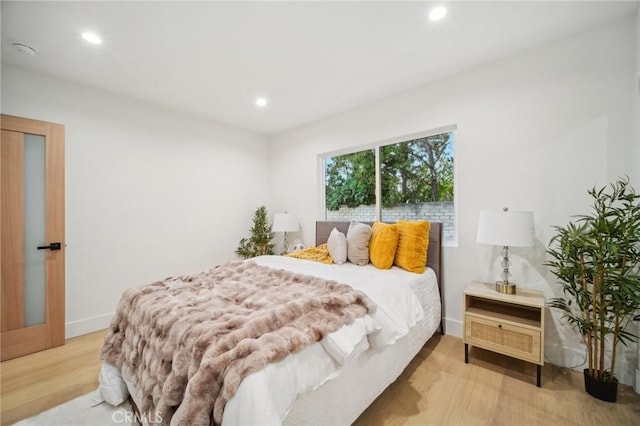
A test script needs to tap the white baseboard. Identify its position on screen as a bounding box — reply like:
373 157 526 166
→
444 317 463 338
544 342 638 387
65 312 113 339
544 342 587 370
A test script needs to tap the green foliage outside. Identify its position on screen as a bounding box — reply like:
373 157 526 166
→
325 133 454 211
235 206 275 259
325 150 377 210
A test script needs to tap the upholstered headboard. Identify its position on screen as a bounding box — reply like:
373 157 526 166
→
315 221 444 334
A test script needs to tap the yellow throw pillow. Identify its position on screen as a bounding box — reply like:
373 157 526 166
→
369 222 399 269
394 220 430 273
285 244 333 264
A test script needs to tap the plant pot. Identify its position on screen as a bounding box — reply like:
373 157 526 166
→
583 369 618 402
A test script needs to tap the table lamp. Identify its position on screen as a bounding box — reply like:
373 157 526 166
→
477 207 535 294
272 212 299 254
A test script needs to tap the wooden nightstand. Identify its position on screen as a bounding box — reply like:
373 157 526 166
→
463 281 545 387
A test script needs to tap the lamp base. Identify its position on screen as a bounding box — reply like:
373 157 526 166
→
495 281 516 294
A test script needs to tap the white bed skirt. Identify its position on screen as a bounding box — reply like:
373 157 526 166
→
283 315 437 425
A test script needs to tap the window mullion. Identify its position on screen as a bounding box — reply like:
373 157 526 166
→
318 155 327 220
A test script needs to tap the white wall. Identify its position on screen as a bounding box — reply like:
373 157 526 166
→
636 6 640 191
269 16 638 384
1 64 270 337
634 4 640 395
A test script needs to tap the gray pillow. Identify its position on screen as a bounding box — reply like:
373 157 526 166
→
346 221 372 266
327 227 347 264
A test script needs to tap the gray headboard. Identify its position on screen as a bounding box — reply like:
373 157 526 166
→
315 221 444 334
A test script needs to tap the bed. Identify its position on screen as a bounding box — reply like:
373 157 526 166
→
99 221 443 425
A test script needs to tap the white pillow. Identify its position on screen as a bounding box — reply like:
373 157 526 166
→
327 227 347 264
346 221 372 266
99 361 129 406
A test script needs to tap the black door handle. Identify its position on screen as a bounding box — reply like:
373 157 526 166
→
37 242 61 251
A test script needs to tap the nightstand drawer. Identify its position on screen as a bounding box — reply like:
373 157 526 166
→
465 314 541 364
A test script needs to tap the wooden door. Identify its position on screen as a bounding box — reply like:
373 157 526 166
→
1 115 65 361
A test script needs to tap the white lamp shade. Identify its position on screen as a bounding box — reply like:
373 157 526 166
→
477 210 535 247
272 212 299 233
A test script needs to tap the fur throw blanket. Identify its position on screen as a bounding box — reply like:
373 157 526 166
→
101 260 375 425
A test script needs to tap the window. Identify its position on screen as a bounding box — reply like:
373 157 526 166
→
322 128 456 245
324 149 376 221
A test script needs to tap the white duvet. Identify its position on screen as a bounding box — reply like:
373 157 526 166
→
100 256 437 426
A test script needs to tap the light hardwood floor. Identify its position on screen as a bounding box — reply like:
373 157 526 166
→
1 330 638 425
0 330 104 425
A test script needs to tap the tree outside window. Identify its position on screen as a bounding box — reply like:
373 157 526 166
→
325 149 375 213
323 131 456 243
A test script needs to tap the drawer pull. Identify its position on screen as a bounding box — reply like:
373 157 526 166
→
498 324 502 328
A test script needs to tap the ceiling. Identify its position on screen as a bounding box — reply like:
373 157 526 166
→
2 1 637 135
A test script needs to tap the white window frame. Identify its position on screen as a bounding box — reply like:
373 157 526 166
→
318 124 458 247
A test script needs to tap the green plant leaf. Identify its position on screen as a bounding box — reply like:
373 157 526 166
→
546 176 640 378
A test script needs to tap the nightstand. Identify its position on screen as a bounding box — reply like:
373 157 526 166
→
463 281 545 387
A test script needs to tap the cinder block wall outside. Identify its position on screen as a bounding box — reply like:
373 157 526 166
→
326 201 455 242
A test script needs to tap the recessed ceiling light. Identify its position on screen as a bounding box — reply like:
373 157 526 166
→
81 31 102 45
428 6 447 21
255 97 268 107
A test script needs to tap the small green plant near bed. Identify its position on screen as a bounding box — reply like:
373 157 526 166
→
546 177 640 392
235 205 275 259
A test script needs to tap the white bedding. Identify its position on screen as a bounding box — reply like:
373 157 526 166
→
255 256 428 355
100 255 440 426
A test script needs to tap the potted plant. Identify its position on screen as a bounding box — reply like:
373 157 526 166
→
546 176 640 402
235 206 275 259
